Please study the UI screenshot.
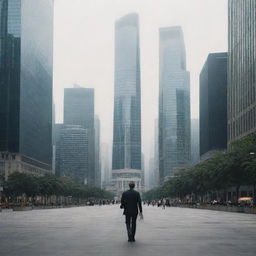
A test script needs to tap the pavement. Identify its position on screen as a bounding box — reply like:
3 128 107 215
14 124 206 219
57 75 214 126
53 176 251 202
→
0 205 256 256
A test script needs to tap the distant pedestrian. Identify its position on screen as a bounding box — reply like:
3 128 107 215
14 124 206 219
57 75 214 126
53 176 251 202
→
120 181 143 242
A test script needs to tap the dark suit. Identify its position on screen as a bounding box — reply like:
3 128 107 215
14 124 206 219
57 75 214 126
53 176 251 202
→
121 189 142 241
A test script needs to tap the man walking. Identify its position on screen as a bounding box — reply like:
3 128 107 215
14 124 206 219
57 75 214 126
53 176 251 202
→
120 181 143 242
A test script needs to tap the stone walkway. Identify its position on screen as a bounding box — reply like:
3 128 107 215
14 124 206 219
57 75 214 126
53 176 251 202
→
0 205 256 256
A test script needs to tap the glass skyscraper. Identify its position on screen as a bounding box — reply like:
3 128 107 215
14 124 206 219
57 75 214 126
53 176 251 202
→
64 87 94 130
200 53 227 159
0 0 53 173
112 13 141 170
64 86 95 185
228 0 256 143
159 27 191 184
55 124 88 184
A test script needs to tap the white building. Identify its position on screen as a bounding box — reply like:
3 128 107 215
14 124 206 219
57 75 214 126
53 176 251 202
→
111 169 144 198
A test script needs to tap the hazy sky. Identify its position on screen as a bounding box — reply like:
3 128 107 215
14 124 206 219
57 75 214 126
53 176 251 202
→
54 0 228 166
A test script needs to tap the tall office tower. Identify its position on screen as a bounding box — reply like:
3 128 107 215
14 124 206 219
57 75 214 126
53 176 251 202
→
148 157 155 190
94 116 101 187
55 125 88 183
228 1 256 144
112 13 143 197
153 119 159 186
159 27 191 184
112 13 141 171
200 53 227 159
64 86 95 185
0 0 53 178
52 103 56 174
101 143 111 186
141 153 145 186
54 124 64 177
191 119 200 165
64 86 94 129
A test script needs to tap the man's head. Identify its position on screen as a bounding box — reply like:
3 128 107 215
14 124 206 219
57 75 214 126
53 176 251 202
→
129 181 135 189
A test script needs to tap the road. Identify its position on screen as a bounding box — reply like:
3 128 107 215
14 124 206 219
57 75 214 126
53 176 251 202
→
0 205 256 256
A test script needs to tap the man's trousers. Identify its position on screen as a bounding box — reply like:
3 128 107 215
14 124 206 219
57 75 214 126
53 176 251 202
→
125 214 138 240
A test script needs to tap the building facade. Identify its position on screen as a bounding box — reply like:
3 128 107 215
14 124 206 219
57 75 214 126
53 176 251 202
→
101 143 111 188
94 116 101 187
64 86 94 130
112 169 144 198
55 125 88 184
0 0 53 178
191 119 200 165
112 13 141 171
228 0 256 144
200 53 227 158
158 27 191 184
64 86 95 185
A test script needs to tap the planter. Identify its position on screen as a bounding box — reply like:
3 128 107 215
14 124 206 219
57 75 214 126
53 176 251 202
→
13 206 32 211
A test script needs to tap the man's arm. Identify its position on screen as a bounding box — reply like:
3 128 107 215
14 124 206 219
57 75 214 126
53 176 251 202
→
137 193 142 213
120 192 126 209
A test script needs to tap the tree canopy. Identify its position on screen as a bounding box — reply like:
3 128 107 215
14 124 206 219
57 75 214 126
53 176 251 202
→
144 135 256 203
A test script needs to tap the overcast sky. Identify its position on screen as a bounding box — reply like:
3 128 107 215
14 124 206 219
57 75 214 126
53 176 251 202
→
53 0 228 166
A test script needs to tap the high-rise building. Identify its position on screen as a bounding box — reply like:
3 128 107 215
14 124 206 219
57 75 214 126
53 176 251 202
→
191 119 200 165
55 125 88 184
158 27 191 184
112 13 141 171
64 86 95 185
94 115 101 187
200 53 227 159
0 0 53 178
153 119 159 186
228 1 256 144
111 13 143 197
64 86 94 130
101 143 111 187
54 124 63 177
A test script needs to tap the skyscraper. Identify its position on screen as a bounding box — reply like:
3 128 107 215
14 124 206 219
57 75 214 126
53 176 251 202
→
64 86 95 185
191 119 200 165
153 118 159 186
101 143 111 187
159 27 191 184
112 13 141 171
0 0 53 177
64 86 94 130
228 1 256 144
111 13 143 197
55 124 88 184
94 115 101 187
200 53 227 159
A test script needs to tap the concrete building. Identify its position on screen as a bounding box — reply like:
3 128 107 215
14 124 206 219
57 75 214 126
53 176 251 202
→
200 53 227 159
159 27 191 184
112 13 142 196
64 86 95 185
55 125 88 184
228 1 256 144
0 0 53 178
112 169 144 198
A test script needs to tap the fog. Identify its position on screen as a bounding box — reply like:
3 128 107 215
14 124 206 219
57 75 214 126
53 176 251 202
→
53 0 228 165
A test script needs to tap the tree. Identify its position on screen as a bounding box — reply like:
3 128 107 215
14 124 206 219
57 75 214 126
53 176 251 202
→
4 172 39 199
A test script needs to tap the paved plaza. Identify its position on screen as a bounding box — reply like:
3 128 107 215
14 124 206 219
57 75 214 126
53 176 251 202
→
0 205 256 256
